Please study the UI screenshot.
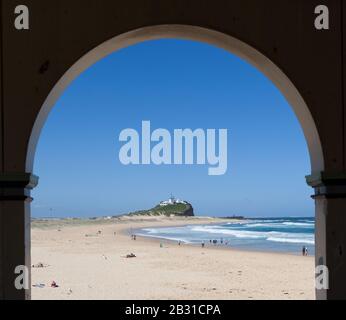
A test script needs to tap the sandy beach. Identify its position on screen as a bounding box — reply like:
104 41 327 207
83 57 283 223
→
31 216 315 300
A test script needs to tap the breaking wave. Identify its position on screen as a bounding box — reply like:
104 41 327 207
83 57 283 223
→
136 217 315 254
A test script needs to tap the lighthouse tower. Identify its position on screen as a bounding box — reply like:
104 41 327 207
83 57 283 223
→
168 194 176 204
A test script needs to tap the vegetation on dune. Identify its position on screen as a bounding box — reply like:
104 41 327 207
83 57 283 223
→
128 202 194 217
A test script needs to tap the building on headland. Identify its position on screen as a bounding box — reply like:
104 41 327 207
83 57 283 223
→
159 194 187 207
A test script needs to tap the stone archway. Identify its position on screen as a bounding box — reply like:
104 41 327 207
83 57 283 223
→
0 1 345 300
26 25 324 174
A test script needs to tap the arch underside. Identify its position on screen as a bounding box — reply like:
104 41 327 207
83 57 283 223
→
26 24 324 174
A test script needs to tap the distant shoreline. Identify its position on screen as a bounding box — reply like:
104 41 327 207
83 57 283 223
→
31 215 239 227
31 215 314 256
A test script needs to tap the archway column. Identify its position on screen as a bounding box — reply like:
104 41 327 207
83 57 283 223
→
307 172 346 300
0 173 38 300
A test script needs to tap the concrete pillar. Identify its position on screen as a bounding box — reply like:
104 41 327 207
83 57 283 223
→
307 172 346 300
0 173 38 300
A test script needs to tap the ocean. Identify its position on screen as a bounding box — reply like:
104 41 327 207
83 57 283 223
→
135 217 315 255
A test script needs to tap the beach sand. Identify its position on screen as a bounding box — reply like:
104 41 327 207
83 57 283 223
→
31 216 315 300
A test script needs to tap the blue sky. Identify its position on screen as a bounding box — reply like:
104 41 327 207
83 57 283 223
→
32 39 313 218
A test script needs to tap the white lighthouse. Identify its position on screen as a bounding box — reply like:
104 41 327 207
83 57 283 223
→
159 194 187 206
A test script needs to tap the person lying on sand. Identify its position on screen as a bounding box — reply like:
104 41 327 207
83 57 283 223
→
32 262 48 268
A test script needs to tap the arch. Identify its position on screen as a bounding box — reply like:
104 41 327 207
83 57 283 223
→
26 24 324 173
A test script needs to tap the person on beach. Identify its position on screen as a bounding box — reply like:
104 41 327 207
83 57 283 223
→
202 242 205 248
302 246 307 256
